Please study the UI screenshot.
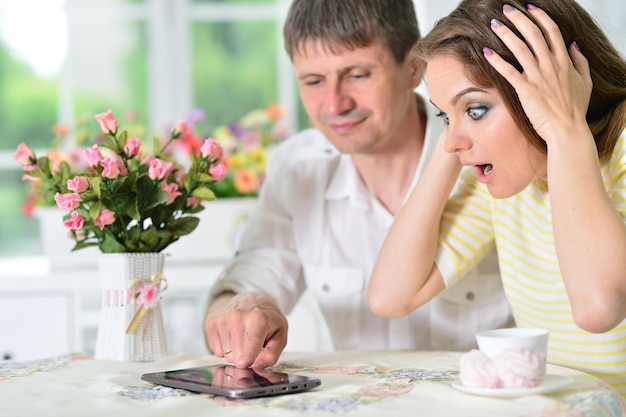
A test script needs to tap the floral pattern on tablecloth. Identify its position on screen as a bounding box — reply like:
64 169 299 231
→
119 384 207 402
125 362 459 412
0 354 90 381
123 362 626 416
519 382 625 417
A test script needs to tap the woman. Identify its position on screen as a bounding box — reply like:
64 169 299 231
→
368 0 626 396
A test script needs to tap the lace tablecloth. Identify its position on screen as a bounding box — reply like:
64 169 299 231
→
1 351 624 417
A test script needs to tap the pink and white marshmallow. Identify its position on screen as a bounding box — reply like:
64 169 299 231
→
459 349 501 388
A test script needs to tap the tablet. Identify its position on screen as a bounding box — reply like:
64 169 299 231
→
141 364 322 399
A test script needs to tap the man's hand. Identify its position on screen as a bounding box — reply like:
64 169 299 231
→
204 292 288 369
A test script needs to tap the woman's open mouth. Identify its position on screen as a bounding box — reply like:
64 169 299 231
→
474 163 494 183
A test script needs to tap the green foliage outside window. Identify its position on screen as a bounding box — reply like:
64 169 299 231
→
0 10 284 259
192 20 279 136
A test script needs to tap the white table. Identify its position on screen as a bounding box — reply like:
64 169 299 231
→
1 350 623 417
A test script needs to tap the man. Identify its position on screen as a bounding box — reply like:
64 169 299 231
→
204 0 514 370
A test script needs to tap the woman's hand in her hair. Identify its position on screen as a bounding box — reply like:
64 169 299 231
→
483 4 593 144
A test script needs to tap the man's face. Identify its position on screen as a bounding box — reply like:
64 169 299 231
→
292 40 418 155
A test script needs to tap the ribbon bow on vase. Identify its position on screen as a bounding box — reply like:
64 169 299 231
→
126 272 168 339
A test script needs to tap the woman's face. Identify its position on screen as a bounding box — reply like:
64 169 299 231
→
426 55 547 198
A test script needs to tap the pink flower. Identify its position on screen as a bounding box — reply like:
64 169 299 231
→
162 182 182 205
63 211 85 230
47 149 66 174
94 209 115 230
170 120 188 138
22 165 39 181
175 121 203 156
234 168 259 194
200 137 224 160
209 160 228 182
174 169 185 185
67 176 89 193
124 108 139 121
109 154 128 176
241 131 262 150
101 157 120 179
13 143 36 165
22 194 38 217
124 136 141 157
186 196 202 209
94 109 118 134
84 145 104 167
52 123 71 137
137 284 160 308
54 192 82 211
148 158 173 180
66 147 90 172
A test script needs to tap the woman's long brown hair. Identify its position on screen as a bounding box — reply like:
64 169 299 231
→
416 0 626 162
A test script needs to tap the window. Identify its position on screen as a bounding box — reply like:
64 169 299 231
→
0 0 296 260
2 0 624 261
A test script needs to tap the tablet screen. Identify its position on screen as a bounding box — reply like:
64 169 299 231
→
142 364 321 398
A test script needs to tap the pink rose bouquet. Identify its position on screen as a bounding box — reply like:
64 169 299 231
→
13 109 227 253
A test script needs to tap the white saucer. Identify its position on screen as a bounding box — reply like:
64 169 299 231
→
452 374 573 397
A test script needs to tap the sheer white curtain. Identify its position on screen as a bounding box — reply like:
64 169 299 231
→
414 0 626 58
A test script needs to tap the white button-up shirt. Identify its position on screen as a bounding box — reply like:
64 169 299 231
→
210 99 514 352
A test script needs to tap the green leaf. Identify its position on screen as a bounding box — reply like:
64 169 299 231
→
118 130 128 151
89 200 102 220
71 240 100 251
169 216 200 236
24 169 47 180
136 176 169 210
59 160 73 181
103 135 118 152
138 226 160 251
191 187 216 201
88 177 102 199
100 231 127 253
195 173 213 183
153 136 162 157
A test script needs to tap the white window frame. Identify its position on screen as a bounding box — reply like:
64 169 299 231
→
0 0 297 169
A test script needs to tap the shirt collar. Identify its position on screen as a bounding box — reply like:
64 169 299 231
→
325 153 371 209
323 92 442 210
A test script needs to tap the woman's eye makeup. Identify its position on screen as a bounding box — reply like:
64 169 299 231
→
467 104 491 120
434 103 491 127
436 111 450 126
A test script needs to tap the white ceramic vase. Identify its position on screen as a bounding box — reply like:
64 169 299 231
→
94 253 168 361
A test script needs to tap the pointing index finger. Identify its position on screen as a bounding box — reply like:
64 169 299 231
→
235 327 267 368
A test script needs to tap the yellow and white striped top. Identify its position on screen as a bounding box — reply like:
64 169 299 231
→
436 133 626 397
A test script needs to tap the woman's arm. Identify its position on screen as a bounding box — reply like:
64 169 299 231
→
548 119 626 333
487 5 626 332
368 132 461 317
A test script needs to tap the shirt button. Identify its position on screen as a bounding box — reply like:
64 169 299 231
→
322 284 330 292
466 292 475 301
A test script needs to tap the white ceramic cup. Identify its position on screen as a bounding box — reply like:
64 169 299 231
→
475 327 549 359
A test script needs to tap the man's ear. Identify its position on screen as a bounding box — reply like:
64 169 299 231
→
407 39 426 89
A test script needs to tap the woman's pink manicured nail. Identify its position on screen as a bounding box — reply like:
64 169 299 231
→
483 47 494 57
527 4 538 11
